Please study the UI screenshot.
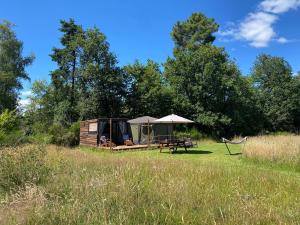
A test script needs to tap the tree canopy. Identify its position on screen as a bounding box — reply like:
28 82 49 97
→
2 14 300 140
250 54 300 132
50 19 125 125
0 21 34 113
124 60 174 118
171 12 219 51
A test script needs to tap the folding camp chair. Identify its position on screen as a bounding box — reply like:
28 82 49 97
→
123 134 133 146
184 138 198 148
100 136 116 147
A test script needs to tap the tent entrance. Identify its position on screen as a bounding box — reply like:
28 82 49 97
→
97 118 131 146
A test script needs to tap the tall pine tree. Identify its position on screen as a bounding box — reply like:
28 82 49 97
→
50 19 84 125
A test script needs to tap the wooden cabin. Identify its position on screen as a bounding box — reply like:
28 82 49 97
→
80 118 131 148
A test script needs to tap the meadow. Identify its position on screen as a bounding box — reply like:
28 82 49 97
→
0 136 300 225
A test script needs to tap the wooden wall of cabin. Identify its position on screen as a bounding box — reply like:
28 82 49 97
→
80 119 98 147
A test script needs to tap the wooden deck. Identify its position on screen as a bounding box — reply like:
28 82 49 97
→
98 144 159 151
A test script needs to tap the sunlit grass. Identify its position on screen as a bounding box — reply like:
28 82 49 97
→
243 135 300 171
0 142 300 224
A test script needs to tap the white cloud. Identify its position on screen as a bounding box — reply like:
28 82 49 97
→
276 37 289 43
19 90 32 110
219 0 300 47
20 90 32 97
239 12 277 47
259 0 300 14
19 99 31 108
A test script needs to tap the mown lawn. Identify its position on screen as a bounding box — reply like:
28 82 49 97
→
82 142 298 174
1 142 300 225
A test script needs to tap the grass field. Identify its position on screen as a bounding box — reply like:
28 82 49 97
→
1 138 300 224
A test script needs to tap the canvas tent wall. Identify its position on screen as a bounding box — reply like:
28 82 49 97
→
153 124 173 140
80 118 131 147
128 116 157 144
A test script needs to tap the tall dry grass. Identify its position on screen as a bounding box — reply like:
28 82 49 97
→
0 145 50 191
1 144 300 224
243 135 300 169
0 184 46 225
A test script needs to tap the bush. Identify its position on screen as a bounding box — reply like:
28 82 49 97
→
174 127 205 140
0 110 27 146
31 121 50 135
66 121 80 146
190 127 205 140
0 109 18 132
27 133 53 145
0 130 28 147
0 145 50 191
49 122 80 147
48 123 65 145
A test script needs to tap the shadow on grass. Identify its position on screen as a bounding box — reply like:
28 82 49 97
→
226 153 242 156
163 150 213 155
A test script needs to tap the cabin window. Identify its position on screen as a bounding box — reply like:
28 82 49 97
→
88 122 98 134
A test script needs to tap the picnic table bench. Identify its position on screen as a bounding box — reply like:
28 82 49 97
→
159 139 188 154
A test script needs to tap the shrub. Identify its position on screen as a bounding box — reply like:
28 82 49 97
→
31 121 50 135
66 121 80 146
0 145 50 191
49 122 80 147
0 130 28 147
27 133 53 145
0 110 27 146
174 127 205 140
0 109 18 132
48 123 65 145
190 127 205 140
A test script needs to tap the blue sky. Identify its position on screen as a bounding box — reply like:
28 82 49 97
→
1 0 300 99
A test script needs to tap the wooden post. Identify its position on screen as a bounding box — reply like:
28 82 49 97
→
110 118 112 151
147 119 150 148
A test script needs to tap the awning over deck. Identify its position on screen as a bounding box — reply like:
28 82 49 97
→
127 116 158 124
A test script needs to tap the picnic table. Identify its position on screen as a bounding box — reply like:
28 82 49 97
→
159 139 188 154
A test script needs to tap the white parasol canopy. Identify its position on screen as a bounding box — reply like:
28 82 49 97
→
153 114 194 124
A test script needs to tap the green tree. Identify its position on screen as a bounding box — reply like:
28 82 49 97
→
78 27 126 119
50 20 126 123
250 54 300 131
0 21 34 112
23 80 55 134
171 12 218 51
165 13 261 136
50 19 84 125
293 74 300 130
124 60 174 118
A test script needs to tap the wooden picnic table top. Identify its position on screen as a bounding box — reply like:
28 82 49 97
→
159 139 187 153
159 139 185 144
